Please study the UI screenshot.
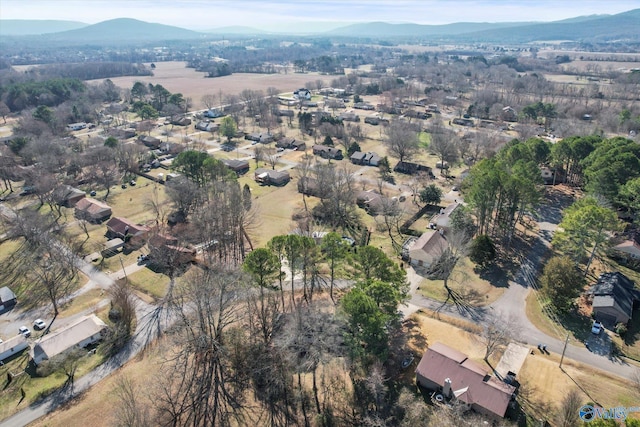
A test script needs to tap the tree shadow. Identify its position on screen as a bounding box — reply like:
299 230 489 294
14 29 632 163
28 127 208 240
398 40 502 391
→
476 264 510 288
559 367 602 407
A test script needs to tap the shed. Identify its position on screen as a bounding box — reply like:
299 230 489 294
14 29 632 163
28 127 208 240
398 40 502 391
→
0 335 29 363
0 286 18 311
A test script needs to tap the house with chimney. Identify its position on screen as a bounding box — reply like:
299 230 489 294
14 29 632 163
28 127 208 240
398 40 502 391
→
75 198 112 223
589 272 640 325
407 230 448 268
312 145 343 160
416 342 517 420
106 217 150 247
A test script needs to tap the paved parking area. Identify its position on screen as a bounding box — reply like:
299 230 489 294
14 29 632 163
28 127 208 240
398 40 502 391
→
585 330 612 356
495 343 530 380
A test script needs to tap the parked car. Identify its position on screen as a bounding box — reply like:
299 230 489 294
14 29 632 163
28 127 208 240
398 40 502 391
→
591 321 603 335
18 326 31 337
34 319 47 330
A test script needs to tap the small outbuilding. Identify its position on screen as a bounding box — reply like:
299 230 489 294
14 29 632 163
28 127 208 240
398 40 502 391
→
0 286 18 311
0 335 29 364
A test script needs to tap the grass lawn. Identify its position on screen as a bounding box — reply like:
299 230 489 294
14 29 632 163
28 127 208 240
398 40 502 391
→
417 257 507 306
525 291 591 346
518 350 640 423
28 345 164 427
56 288 107 319
126 267 171 300
0 343 108 422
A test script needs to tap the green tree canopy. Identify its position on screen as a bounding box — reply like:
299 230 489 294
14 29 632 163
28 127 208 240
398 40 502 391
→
582 137 640 203
220 116 238 144
539 256 584 312
469 235 496 268
419 184 443 206
552 196 622 274
243 248 279 289
172 150 235 186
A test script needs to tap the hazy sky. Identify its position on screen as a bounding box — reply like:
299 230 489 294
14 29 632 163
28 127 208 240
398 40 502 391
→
1 0 638 31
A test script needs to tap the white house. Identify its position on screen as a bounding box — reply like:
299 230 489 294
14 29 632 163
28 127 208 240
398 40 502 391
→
0 335 29 364
31 314 107 365
434 202 461 231
408 230 448 268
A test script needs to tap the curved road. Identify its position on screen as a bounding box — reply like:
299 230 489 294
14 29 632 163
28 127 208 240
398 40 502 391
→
402 188 639 380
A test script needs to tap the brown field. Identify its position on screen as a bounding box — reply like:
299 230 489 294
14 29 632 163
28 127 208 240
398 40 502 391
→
86 61 336 109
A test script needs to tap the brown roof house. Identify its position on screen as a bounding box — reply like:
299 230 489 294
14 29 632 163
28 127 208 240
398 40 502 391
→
254 168 291 186
138 135 162 149
148 233 196 267
222 159 250 175
312 145 343 160
613 235 640 261
356 190 396 216
75 198 112 223
416 342 517 420
408 230 448 268
106 217 150 247
31 314 107 365
53 185 85 207
589 272 640 325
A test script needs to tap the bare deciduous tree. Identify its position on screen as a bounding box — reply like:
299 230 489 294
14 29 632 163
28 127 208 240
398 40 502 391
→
112 375 151 427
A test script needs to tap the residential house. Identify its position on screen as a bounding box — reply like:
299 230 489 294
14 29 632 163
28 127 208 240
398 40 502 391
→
298 177 324 197
293 88 312 100
0 286 17 311
31 314 108 365
171 117 192 126
108 128 136 139
138 135 162 149
276 137 295 149
613 235 640 260
254 168 291 186
195 120 219 132
106 217 150 246
364 115 389 126
434 202 461 231
339 111 360 122
0 335 29 364
350 151 381 166
354 102 375 111
452 118 474 127
278 109 295 117
67 122 87 131
408 230 448 268
245 133 274 144
394 161 434 176
291 140 306 151
222 159 250 175
204 109 224 119
312 145 343 160
501 106 518 122
53 185 85 207
415 342 517 419
590 272 640 325
75 198 112 223
355 190 395 216
148 233 196 266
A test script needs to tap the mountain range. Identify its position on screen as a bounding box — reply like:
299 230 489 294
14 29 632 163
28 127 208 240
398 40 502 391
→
1 9 639 43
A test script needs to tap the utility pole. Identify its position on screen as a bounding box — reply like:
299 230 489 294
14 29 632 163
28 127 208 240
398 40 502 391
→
559 333 569 369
